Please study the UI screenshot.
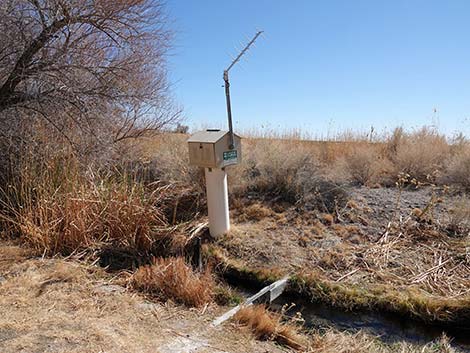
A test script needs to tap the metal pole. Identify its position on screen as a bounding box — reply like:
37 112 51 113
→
223 70 235 150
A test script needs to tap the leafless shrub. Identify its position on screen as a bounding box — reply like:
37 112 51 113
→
0 0 180 174
229 138 349 212
118 133 205 223
232 139 315 202
332 144 384 185
149 134 203 186
386 127 450 182
445 146 470 191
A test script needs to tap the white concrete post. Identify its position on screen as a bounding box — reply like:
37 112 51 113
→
204 167 230 237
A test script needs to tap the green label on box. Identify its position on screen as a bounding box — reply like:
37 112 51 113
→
223 150 237 161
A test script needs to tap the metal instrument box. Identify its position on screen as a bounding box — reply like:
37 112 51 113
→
187 130 241 168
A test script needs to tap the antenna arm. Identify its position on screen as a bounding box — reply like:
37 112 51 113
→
225 31 263 73
222 30 263 150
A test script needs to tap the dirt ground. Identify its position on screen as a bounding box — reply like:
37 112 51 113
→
223 186 470 298
0 242 287 353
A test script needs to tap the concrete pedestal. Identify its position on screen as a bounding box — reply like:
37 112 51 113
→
204 168 230 237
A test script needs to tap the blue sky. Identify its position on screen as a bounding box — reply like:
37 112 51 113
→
166 0 470 138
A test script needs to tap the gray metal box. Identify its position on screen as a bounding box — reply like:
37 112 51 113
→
187 130 241 168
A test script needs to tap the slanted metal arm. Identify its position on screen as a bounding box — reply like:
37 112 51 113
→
223 31 263 150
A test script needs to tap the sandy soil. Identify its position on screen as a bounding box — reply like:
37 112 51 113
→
0 242 287 353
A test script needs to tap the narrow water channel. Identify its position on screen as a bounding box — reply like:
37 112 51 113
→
270 296 470 351
224 274 470 352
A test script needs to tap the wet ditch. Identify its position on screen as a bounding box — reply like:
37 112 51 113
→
220 270 470 351
97 242 470 350
272 295 470 350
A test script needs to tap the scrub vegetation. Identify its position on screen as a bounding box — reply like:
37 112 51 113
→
1 128 469 351
0 1 469 352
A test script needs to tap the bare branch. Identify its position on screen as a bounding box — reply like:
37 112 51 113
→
0 0 181 152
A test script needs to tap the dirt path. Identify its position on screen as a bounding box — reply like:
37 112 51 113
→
0 242 287 353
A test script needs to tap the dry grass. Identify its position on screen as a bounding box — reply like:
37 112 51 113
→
131 256 214 307
35 262 86 297
18 184 165 255
213 160 470 313
142 127 467 194
321 213 335 225
3 242 453 352
236 127 459 190
445 146 470 190
1 127 469 346
211 209 470 325
214 244 470 325
309 330 455 353
37 129 452 252
0 242 286 353
0 152 191 257
233 305 306 350
237 203 274 222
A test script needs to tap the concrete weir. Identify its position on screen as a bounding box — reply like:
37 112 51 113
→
211 277 289 327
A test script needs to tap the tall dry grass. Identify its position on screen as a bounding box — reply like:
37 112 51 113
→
131 126 469 213
2 125 468 256
231 127 466 190
0 150 179 256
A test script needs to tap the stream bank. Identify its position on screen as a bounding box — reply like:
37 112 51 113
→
211 247 470 351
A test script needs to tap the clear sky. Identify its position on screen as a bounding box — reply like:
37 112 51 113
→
166 0 470 138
